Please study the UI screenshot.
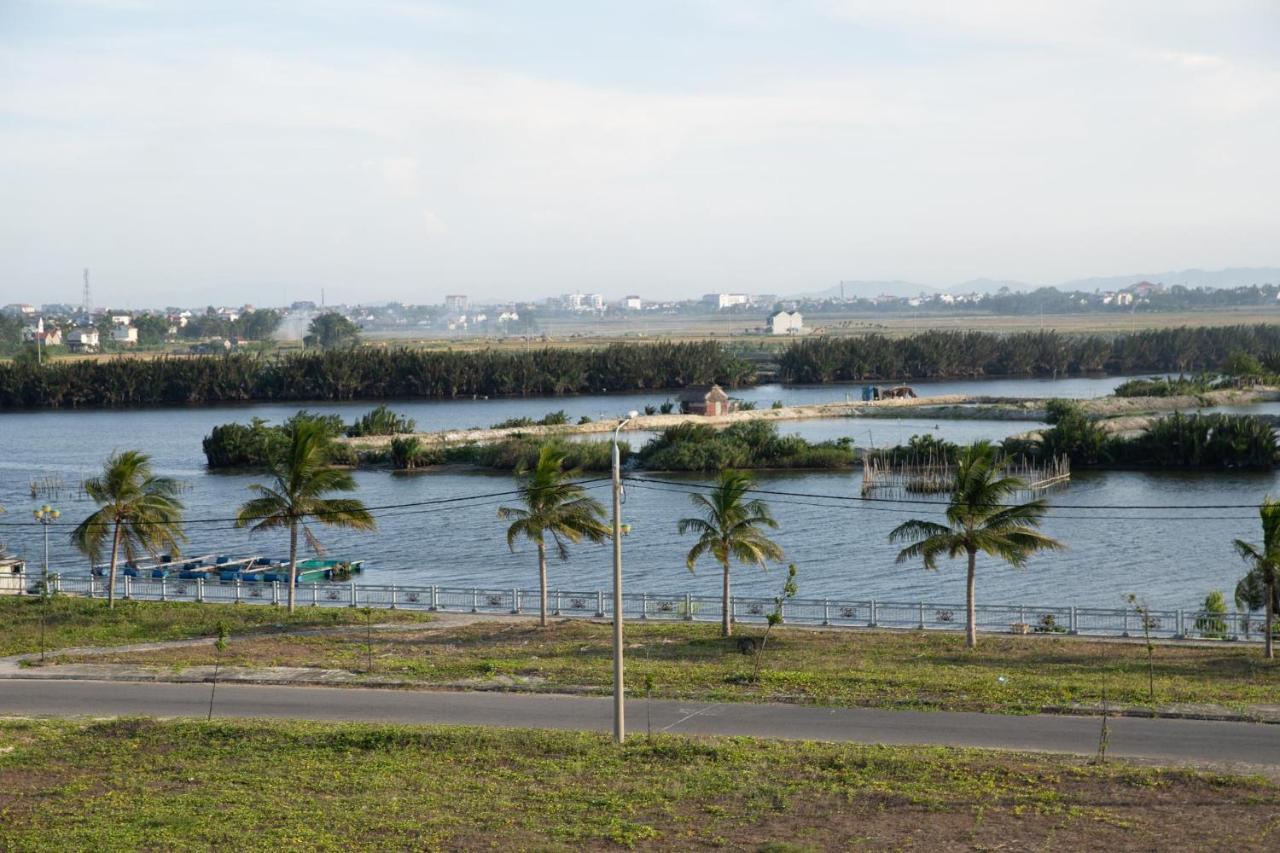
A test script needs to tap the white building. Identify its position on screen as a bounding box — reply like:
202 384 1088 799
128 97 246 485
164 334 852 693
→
110 314 132 326
498 311 520 323
111 325 139 346
624 296 643 310
703 293 750 310
3 303 36 317
67 328 100 353
22 321 62 347
585 293 605 310
768 310 804 335
444 294 468 312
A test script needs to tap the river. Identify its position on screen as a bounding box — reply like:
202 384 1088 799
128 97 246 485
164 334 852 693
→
1 375 1273 609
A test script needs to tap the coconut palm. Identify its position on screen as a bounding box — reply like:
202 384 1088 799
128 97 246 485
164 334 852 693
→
498 445 610 627
678 470 784 638
889 441 1063 648
235 420 376 614
70 451 186 609
1233 497 1280 658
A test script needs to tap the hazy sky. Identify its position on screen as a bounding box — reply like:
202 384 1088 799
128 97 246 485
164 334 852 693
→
2 1 1278 308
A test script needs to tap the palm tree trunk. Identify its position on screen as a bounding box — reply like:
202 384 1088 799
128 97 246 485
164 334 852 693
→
537 541 548 628
106 521 122 609
287 521 298 615
722 561 732 638
1266 579 1275 660
965 548 977 648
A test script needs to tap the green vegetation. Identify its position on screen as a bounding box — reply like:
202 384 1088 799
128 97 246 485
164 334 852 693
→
498 446 610 627
4 718 1273 851
1035 401 1278 469
779 325 1280 382
679 470 785 637
344 404 416 437
639 421 854 471
177 307 282 342
1234 498 1280 659
491 409 570 429
1113 374 1219 397
890 441 1063 648
303 311 361 349
234 421 376 613
0 596 432 657
1195 591 1230 640
70 450 187 609
0 340 751 408
71 620 1280 715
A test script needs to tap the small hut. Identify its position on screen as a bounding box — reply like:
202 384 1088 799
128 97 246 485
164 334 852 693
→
679 384 735 416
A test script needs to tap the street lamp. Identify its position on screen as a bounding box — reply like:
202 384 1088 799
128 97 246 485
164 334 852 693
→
33 504 60 594
611 410 638 743
34 504 59 663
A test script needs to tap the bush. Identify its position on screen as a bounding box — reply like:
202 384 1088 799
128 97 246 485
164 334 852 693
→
346 405 416 437
1195 590 1229 639
637 421 854 471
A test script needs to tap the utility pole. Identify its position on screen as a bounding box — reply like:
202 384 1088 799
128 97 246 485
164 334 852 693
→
81 269 91 315
611 410 637 743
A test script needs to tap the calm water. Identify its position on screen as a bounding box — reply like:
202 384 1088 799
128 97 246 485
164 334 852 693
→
1 376 1272 609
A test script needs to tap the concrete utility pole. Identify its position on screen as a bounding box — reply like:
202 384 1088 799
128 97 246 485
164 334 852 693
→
611 410 637 743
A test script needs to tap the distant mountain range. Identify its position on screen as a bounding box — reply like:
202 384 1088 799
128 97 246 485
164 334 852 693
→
795 267 1280 300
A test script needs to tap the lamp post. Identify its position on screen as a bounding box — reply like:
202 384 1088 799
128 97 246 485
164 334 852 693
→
34 504 59 663
611 410 638 743
33 504 59 594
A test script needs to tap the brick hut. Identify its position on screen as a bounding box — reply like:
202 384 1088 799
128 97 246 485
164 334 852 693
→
678 384 735 416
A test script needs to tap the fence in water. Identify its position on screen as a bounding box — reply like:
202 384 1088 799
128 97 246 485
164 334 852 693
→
22 574 1274 643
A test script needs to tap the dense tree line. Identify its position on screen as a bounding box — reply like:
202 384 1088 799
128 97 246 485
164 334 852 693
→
778 326 1280 382
178 308 282 341
0 341 753 409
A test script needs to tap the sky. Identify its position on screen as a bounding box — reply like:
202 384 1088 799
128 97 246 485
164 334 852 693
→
1 0 1278 308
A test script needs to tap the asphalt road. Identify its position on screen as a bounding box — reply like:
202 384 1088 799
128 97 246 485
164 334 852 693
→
4 679 1278 767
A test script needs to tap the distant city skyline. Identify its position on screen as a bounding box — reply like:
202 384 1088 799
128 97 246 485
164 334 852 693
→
2 1 1277 307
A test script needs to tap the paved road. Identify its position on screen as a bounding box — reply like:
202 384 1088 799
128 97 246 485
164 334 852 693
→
3 679 1278 768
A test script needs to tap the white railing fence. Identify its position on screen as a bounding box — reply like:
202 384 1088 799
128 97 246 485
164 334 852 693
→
22 574 1276 643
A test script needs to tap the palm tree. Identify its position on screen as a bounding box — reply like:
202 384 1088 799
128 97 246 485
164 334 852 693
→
498 445 610 627
678 470 784 638
235 420 376 614
889 441 1063 648
71 451 186 609
1233 497 1280 659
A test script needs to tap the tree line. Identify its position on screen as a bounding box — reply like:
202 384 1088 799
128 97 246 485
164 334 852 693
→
0 341 753 408
778 326 1280 383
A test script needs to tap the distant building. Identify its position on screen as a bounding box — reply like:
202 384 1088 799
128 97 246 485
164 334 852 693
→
444 294 468 312
110 314 132 326
498 311 520 323
624 296 643 310
67 328 100 353
703 293 750 310
22 321 62 347
768 310 804 335
678 384 736 416
111 325 139 346
3 304 36 317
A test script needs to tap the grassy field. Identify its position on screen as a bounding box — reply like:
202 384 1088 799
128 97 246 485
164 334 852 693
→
51 618 1280 715
1 717 1276 850
0 596 434 657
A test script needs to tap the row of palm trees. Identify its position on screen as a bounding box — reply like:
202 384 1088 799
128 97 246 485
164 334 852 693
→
65 430 1278 657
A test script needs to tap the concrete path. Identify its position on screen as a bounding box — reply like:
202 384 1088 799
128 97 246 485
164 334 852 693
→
3 679 1278 772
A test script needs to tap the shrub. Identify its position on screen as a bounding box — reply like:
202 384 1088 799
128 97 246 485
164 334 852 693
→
346 404 417 437
1195 590 1229 639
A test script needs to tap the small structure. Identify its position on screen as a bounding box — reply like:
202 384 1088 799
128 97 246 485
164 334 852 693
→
22 322 62 347
66 327 100 353
111 325 138 346
768 310 804 335
679 384 735 416
0 558 27 595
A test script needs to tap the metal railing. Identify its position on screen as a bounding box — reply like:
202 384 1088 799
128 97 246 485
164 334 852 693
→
24 574 1276 643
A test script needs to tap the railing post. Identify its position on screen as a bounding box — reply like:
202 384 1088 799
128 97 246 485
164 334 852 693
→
160 577 167 602
124 576 132 600
512 587 520 614
730 595 736 626
235 578 242 603
431 585 439 611
54 576 61 594
1176 609 1185 639
472 588 479 612
684 592 693 621
554 590 561 616
822 599 830 625
1069 606 1078 635
311 584 318 607
779 602 785 624
640 592 648 620
351 581 358 608
869 599 878 628
918 602 925 630
272 581 280 606
390 584 397 609
197 578 204 603
1123 609 1129 637
596 589 604 618
89 574 96 599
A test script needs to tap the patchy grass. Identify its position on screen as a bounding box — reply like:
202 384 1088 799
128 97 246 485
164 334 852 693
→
0 596 433 657
1 717 1277 851
61 619 1280 715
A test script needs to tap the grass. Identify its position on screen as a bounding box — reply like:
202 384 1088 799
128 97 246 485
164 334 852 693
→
0 596 434 657
56 619 1280 715
1 717 1277 850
